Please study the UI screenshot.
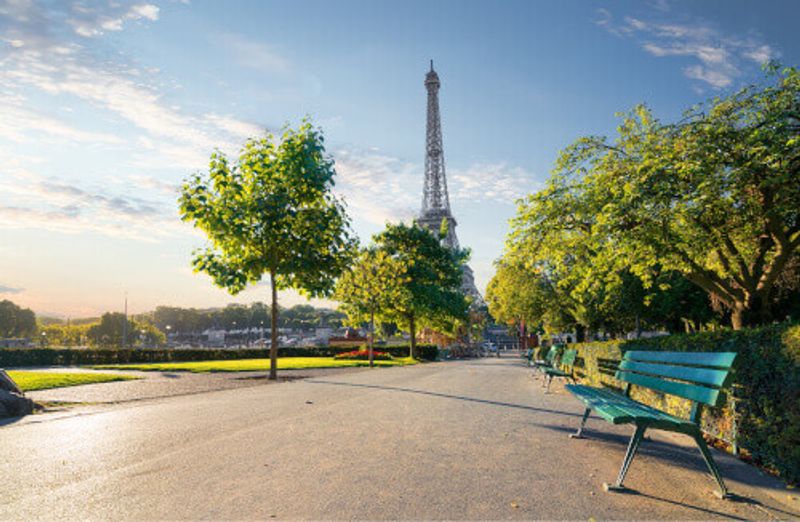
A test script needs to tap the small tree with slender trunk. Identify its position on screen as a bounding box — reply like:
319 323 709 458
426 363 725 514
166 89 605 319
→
334 248 409 366
179 121 355 379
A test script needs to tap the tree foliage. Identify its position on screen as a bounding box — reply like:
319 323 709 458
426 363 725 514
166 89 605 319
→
372 223 469 357
150 303 345 334
0 300 36 338
334 247 409 366
86 312 165 348
502 65 800 332
179 121 354 378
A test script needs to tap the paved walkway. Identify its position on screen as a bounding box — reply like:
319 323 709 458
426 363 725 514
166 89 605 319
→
1 358 797 520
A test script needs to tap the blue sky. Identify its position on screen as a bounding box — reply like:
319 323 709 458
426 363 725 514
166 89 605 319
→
0 0 798 317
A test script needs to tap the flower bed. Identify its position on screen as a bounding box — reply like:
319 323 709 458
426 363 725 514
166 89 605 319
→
333 349 393 361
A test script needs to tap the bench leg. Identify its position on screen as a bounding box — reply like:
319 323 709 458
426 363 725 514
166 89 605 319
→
693 432 731 499
570 408 591 439
604 424 646 492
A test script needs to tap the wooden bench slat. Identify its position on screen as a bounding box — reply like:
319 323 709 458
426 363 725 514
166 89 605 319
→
624 351 736 369
616 370 722 406
565 384 693 427
564 351 736 497
619 360 731 387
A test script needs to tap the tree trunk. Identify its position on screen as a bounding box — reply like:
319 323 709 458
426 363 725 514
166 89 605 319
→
368 310 375 368
408 313 416 359
269 270 279 380
729 294 770 331
575 324 586 343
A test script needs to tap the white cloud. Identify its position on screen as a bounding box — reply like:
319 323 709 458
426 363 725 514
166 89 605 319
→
743 44 774 64
68 3 160 38
0 20 266 171
0 173 183 241
217 33 289 73
332 148 419 226
597 10 778 89
204 113 265 140
0 94 124 144
332 148 538 228
683 64 733 89
450 163 541 203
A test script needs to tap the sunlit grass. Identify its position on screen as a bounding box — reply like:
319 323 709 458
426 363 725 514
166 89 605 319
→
89 356 418 373
8 371 139 392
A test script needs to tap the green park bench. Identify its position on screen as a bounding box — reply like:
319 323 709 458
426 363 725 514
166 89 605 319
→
530 345 559 378
543 348 577 392
565 350 737 499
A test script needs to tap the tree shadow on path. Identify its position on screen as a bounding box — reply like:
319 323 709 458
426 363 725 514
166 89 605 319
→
306 379 583 418
308 379 797 521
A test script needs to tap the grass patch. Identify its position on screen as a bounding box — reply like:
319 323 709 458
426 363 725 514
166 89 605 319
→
8 371 139 392
89 356 419 373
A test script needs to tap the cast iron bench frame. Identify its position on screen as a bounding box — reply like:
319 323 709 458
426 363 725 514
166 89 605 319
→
565 350 737 499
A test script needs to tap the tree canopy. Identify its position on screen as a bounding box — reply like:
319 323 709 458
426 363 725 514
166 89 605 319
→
500 65 800 332
334 247 409 365
86 313 165 348
372 222 469 357
179 121 355 378
0 300 36 339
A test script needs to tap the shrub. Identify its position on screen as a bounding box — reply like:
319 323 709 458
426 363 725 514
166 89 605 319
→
0 343 439 368
571 322 800 484
333 349 393 361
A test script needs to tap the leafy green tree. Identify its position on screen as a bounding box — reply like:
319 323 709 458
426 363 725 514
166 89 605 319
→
87 313 133 347
373 223 468 357
550 66 800 329
0 300 37 338
645 271 716 333
41 323 92 347
179 121 355 378
486 259 574 337
133 321 167 348
334 247 409 366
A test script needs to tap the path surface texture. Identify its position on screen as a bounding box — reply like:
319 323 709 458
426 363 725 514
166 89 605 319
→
1 357 797 520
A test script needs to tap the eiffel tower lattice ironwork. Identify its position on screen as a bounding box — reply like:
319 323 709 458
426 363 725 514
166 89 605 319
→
417 60 483 304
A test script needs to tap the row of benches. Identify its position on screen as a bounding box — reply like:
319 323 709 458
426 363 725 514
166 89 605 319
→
526 345 736 499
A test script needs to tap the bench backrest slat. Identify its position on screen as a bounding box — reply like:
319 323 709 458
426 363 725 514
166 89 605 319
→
559 348 577 368
616 371 722 405
624 351 736 369
615 350 736 407
618 360 731 388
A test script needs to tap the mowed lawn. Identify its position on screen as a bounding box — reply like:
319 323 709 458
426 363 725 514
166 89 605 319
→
89 356 419 373
8 371 139 392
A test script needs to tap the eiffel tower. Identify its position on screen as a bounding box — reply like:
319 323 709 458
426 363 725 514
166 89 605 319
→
418 60 483 305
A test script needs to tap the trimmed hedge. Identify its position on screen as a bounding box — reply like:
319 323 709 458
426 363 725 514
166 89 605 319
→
0 344 439 368
568 322 800 484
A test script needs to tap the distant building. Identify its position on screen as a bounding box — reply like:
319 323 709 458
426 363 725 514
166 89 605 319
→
205 329 225 345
